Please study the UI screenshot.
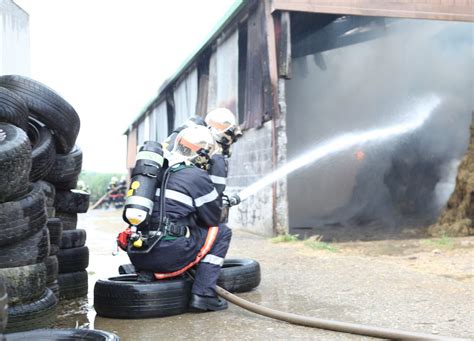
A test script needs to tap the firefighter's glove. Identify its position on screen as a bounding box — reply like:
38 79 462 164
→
222 194 230 208
222 194 241 208
217 125 242 157
117 227 132 251
221 143 232 157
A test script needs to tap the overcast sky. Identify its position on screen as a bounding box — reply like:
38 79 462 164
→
14 0 236 173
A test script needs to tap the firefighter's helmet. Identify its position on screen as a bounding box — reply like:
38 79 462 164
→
205 108 242 145
171 125 216 169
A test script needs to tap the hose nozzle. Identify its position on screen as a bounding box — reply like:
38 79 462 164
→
229 194 241 207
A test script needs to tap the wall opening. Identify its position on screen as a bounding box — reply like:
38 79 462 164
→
285 13 473 241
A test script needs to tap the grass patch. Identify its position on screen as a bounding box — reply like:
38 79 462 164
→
303 236 338 253
422 234 455 249
271 233 299 243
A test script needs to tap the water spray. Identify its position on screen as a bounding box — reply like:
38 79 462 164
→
213 95 466 340
237 95 440 202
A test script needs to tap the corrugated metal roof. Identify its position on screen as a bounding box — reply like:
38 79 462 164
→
125 0 246 135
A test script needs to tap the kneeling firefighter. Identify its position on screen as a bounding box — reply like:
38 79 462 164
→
119 125 232 311
162 108 242 210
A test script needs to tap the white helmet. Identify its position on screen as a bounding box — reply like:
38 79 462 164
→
171 125 216 169
205 108 242 145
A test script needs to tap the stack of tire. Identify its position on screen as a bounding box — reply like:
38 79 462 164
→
0 75 83 332
54 187 90 300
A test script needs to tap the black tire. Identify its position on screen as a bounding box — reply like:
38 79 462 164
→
0 87 29 132
44 256 58 284
44 145 82 190
60 229 86 249
54 190 90 214
0 227 49 269
94 274 192 319
0 183 47 247
117 259 262 293
217 259 261 293
57 271 88 300
27 118 55 182
49 245 59 256
55 212 78 230
46 218 63 249
5 328 120 341
0 263 46 305
0 75 80 153
46 280 59 299
57 246 89 273
5 288 57 333
0 123 31 203
0 277 7 333
46 207 56 219
118 264 136 275
36 180 55 207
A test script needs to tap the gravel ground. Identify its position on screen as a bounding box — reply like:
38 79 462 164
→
55 209 473 340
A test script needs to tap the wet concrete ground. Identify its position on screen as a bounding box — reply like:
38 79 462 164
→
55 209 473 340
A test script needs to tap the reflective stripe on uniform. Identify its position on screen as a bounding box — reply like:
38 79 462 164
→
201 254 224 266
194 188 218 207
209 175 226 185
155 188 193 207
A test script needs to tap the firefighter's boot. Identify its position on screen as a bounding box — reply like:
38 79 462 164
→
189 294 228 312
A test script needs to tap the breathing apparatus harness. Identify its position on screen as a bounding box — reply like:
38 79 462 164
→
119 141 190 254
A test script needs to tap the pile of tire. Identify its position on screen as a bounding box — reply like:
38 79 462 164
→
54 186 90 300
0 75 84 332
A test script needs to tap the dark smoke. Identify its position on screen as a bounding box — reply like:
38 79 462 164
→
286 16 473 240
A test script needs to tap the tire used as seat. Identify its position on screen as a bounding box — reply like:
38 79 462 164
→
118 258 261 293
94 275 192 319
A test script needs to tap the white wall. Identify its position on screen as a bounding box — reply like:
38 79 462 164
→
0 0 30 76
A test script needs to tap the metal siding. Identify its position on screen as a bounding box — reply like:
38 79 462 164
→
137 119 146 147
149 108 157 141
154 101 169 142
173 67 198 128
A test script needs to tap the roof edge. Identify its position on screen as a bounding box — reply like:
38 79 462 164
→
124 0 247 135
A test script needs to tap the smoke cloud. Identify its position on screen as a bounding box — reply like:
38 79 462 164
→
286 16 473 240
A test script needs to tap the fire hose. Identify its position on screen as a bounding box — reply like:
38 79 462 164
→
215 285 463 340
191 195 464 340
188 269 463 340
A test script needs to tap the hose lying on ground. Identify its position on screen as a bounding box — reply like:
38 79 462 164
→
214 285 465 341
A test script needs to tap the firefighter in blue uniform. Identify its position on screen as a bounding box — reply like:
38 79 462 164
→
128 125 232 311
163 108 242 199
